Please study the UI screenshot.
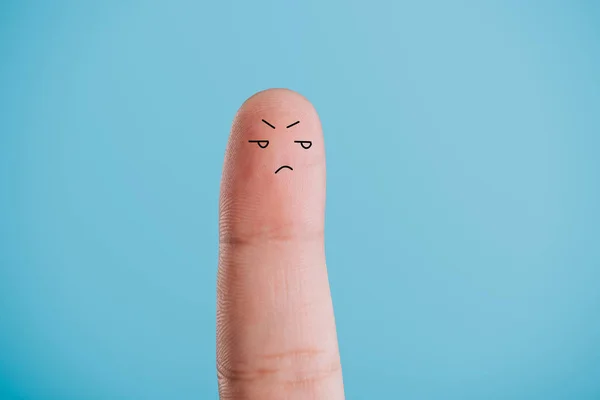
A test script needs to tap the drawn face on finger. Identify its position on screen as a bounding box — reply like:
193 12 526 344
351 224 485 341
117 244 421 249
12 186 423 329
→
248 119 313 174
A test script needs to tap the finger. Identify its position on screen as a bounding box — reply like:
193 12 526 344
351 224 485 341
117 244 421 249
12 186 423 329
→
217 89 344 399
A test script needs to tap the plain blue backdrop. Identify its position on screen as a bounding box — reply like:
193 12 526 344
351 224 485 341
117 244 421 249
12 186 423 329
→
1 1 599 399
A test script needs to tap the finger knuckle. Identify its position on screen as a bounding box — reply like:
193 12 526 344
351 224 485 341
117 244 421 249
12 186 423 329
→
217 348 341 387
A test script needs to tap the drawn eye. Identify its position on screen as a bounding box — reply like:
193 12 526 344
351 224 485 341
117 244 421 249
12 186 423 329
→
248 140 269 149
294 140 312 150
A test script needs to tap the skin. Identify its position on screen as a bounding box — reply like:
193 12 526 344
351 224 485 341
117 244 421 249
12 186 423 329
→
217 89 345 399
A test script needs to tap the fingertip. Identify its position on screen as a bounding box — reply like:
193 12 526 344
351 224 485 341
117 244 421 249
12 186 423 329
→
221 88 326 242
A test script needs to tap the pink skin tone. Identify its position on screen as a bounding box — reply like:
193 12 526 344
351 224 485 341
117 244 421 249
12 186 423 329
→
217 89 344 399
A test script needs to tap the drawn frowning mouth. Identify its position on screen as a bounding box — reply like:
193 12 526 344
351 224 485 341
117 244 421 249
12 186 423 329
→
275 165 293 174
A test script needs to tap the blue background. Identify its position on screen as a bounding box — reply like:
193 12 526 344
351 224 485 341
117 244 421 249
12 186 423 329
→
1 1 599 399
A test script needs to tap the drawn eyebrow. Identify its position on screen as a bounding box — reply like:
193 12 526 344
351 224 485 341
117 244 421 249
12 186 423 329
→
286 121 300 129
262 119 276 129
